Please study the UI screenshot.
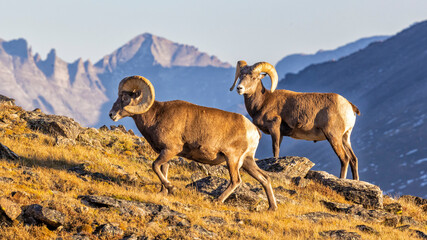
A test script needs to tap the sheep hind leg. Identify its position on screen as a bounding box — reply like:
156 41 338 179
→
342 130 359 180
153 149 177 194
323 130 350 179
159 163 170 194
217 156 242 203
242 156 277 211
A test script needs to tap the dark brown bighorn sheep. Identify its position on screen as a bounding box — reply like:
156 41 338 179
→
230 61 361 180
109 75 277 210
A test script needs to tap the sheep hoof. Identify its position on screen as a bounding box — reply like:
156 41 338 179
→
268 205 278 211
160 186 169 195
166 186 176 195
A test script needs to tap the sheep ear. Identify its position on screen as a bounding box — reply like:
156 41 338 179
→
260 73 267 79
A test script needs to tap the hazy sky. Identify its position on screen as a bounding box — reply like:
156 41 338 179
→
1 0 427 65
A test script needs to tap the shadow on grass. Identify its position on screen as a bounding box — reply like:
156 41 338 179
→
1 155 147 187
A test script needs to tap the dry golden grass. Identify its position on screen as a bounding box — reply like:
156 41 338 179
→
0 104 425 239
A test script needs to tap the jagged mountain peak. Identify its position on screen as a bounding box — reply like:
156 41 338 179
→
1 38 31 59
96 33 231 71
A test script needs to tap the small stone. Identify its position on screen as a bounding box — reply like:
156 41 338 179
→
192 224 217 238
23 204 65 229
202 216 226 225
400 215 418 226
383 216 399 227
319 230 361 240
93 223 124 238
0 143 20 160
412 230 427 239
356 225 379 234
298 212 343 223
384 202 402 214
0 197 22 225
395 225 411 231
292 176 310 188
128 129 135 135
0 177 14 183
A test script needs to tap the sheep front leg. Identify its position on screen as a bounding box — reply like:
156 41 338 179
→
152 149 176 194
269 117 282 158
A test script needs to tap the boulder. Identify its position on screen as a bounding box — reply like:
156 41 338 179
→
23 204 65 229
0 197 22 225
306 171 383 208
22 110 83 139
256 156 314 180
0 95 15 106
0 143 19 160
319 230 361 240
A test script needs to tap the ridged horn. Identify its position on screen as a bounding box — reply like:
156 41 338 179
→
252 62 278 92
230 60 247 91
118 75 155 114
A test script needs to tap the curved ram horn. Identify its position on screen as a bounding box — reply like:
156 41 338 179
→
230 60 247 91
119 75 155 114
252 62 278 92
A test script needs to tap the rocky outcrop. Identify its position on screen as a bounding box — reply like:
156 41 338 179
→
79 195 190 227
21 109 83 140
0 143 19 160
399 195 427 206
306 171 383 208
0 95 15 106
321 200 421 229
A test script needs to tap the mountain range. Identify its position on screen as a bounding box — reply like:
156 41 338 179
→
0 22 426 197
275 35 388 78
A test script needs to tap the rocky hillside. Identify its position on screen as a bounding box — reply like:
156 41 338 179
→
267 20 427 198
275 36 388 78
1 97 426 239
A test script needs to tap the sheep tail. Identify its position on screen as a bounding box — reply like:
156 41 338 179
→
349 101 361 116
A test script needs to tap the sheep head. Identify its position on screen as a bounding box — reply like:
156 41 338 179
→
230 61 278 95
109 75 155 121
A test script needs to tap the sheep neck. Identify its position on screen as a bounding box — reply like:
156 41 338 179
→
131 101 160 134
244 81 268 118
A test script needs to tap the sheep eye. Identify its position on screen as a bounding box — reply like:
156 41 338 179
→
122 95 130 102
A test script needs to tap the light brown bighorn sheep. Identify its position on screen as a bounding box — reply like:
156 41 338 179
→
109 75 277 210
230 61 361 180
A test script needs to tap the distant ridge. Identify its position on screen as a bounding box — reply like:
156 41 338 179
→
275 36 388 79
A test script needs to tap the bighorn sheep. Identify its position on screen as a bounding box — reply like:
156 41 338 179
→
230 61 361 180
109 75 277 210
